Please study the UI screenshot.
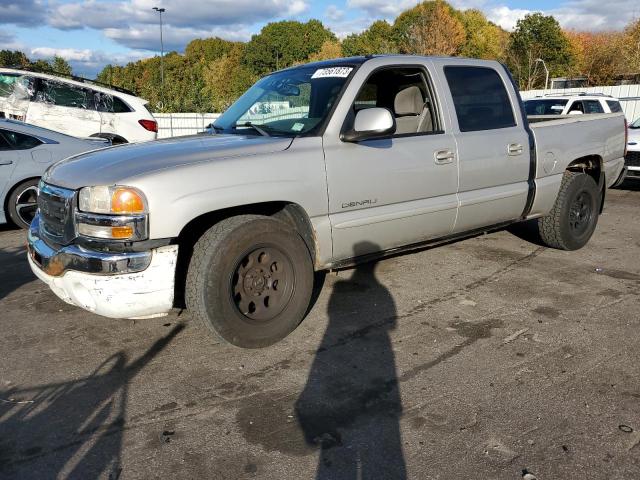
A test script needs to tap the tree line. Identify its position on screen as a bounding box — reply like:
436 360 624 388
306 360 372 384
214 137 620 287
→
2 1 640 113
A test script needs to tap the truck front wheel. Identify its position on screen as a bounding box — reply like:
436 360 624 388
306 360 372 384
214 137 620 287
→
185 215 314 348
537 171 600 250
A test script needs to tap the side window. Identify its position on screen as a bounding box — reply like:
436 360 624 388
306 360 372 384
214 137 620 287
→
352 67 439 135
0 131 12 150
113 96 131 113
606 100 622 113
0 74 19 98
0 129 42 150
568 101 584 114
37 79 90 109
443 66 516 132
583 100 604 114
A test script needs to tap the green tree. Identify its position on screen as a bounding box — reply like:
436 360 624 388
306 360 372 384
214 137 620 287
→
0 50 29 68
507 13 574 90
184 37 239 63
243 20 336 75
342 20 397 56
459 9 509 61
51 56 73 75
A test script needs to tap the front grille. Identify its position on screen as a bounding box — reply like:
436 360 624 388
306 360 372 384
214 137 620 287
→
626 151 640 168
38 183 76 245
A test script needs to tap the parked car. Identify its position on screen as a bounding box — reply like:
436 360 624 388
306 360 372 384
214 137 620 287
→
28 56 626 348
0 119 110 228
524 93 623 116
623 117 640 180
0 68 157 144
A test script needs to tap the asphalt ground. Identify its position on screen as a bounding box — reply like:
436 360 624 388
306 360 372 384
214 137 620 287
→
1 182 639 479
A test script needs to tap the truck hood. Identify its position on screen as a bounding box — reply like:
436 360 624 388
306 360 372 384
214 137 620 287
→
43 134 294 190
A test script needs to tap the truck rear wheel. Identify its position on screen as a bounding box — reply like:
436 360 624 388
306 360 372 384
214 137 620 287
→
537 171 600 250
185 215 314 348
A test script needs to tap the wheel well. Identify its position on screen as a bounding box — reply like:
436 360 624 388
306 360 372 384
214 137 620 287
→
565 155 605 213
3 176 40 221
173 202 316 308
566 155 602 186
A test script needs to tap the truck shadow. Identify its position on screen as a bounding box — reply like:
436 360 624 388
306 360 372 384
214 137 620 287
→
0 246 35 302
295 241 407 479
0 323 184 479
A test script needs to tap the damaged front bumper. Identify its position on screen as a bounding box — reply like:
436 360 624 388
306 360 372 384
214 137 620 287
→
27 214 178 319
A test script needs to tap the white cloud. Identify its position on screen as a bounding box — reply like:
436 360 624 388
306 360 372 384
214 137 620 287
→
487 6 533 31
49 0 309 30
325 4 345 22
103 24 253 51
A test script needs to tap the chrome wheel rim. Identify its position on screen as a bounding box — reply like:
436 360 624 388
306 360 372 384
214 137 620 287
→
15 185 38 226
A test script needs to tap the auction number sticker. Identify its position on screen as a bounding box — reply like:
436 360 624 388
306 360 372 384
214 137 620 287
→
311 67 353 79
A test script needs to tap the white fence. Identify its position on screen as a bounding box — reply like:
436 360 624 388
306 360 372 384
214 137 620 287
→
155 84 640 139
520 84 640 122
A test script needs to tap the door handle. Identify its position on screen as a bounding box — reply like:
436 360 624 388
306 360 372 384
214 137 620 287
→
434 150 454 165
508 143 524 156
0 160 13 166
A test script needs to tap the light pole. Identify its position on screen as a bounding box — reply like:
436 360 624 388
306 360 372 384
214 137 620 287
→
535 58 549 92
153 6 165 110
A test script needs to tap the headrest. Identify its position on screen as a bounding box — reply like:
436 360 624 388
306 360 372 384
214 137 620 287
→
394 86 424 116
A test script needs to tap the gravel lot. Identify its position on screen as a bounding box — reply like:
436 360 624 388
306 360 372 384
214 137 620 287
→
1 183 639 480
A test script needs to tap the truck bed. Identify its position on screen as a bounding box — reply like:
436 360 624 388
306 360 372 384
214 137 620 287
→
527 113 626 217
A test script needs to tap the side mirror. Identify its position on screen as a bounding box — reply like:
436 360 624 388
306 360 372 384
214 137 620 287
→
342 107 396 142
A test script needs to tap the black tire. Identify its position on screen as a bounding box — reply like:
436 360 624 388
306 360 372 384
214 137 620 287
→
537 172 600 250
7 178 39 229
185 215 314 348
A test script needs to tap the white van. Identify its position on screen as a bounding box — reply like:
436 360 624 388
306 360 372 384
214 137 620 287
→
0 68 157 144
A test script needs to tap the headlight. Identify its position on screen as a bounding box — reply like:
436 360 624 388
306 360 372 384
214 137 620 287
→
76 185 148 241
79 186 146 214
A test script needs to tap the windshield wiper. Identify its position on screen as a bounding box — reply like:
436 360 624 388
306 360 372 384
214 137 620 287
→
235 122 271 137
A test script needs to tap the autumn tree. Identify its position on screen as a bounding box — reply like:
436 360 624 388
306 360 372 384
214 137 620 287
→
342 20 397 56
565 30 626 85
394 1 465 56
507 13 574 90
0 50 30 68
203 45 256 112
623 18 640 74
308 40 343 62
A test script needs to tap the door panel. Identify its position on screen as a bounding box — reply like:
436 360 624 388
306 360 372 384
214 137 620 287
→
324 133 459 261
453 126 530 231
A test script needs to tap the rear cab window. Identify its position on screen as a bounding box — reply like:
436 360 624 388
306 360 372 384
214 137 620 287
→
443 66 516 132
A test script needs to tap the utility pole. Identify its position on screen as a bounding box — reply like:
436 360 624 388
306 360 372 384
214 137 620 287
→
153 6 166 110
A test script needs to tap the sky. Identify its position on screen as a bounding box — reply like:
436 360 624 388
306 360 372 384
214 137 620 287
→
1 0 639 78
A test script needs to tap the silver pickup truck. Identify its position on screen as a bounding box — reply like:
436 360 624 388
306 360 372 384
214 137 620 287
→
27 56 626 348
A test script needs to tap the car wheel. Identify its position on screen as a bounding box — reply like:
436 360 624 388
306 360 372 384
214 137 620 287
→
7 178 40 229
185 215 314 348
537 171 600 250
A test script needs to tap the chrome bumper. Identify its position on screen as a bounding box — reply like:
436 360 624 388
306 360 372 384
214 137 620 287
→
28 213 152 277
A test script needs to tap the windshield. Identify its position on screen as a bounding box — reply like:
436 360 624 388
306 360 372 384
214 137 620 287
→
213 65 356 136
524 99 568 115
631 117 640 129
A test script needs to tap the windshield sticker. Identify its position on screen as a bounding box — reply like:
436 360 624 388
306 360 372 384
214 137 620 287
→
291 122 305 132
311 67 353 79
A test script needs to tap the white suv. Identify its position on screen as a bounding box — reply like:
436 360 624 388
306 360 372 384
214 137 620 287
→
0 68 157 144
524 93 623 117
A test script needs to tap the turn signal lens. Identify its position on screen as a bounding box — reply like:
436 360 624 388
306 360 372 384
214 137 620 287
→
110 226 135 238
111 188 145 214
